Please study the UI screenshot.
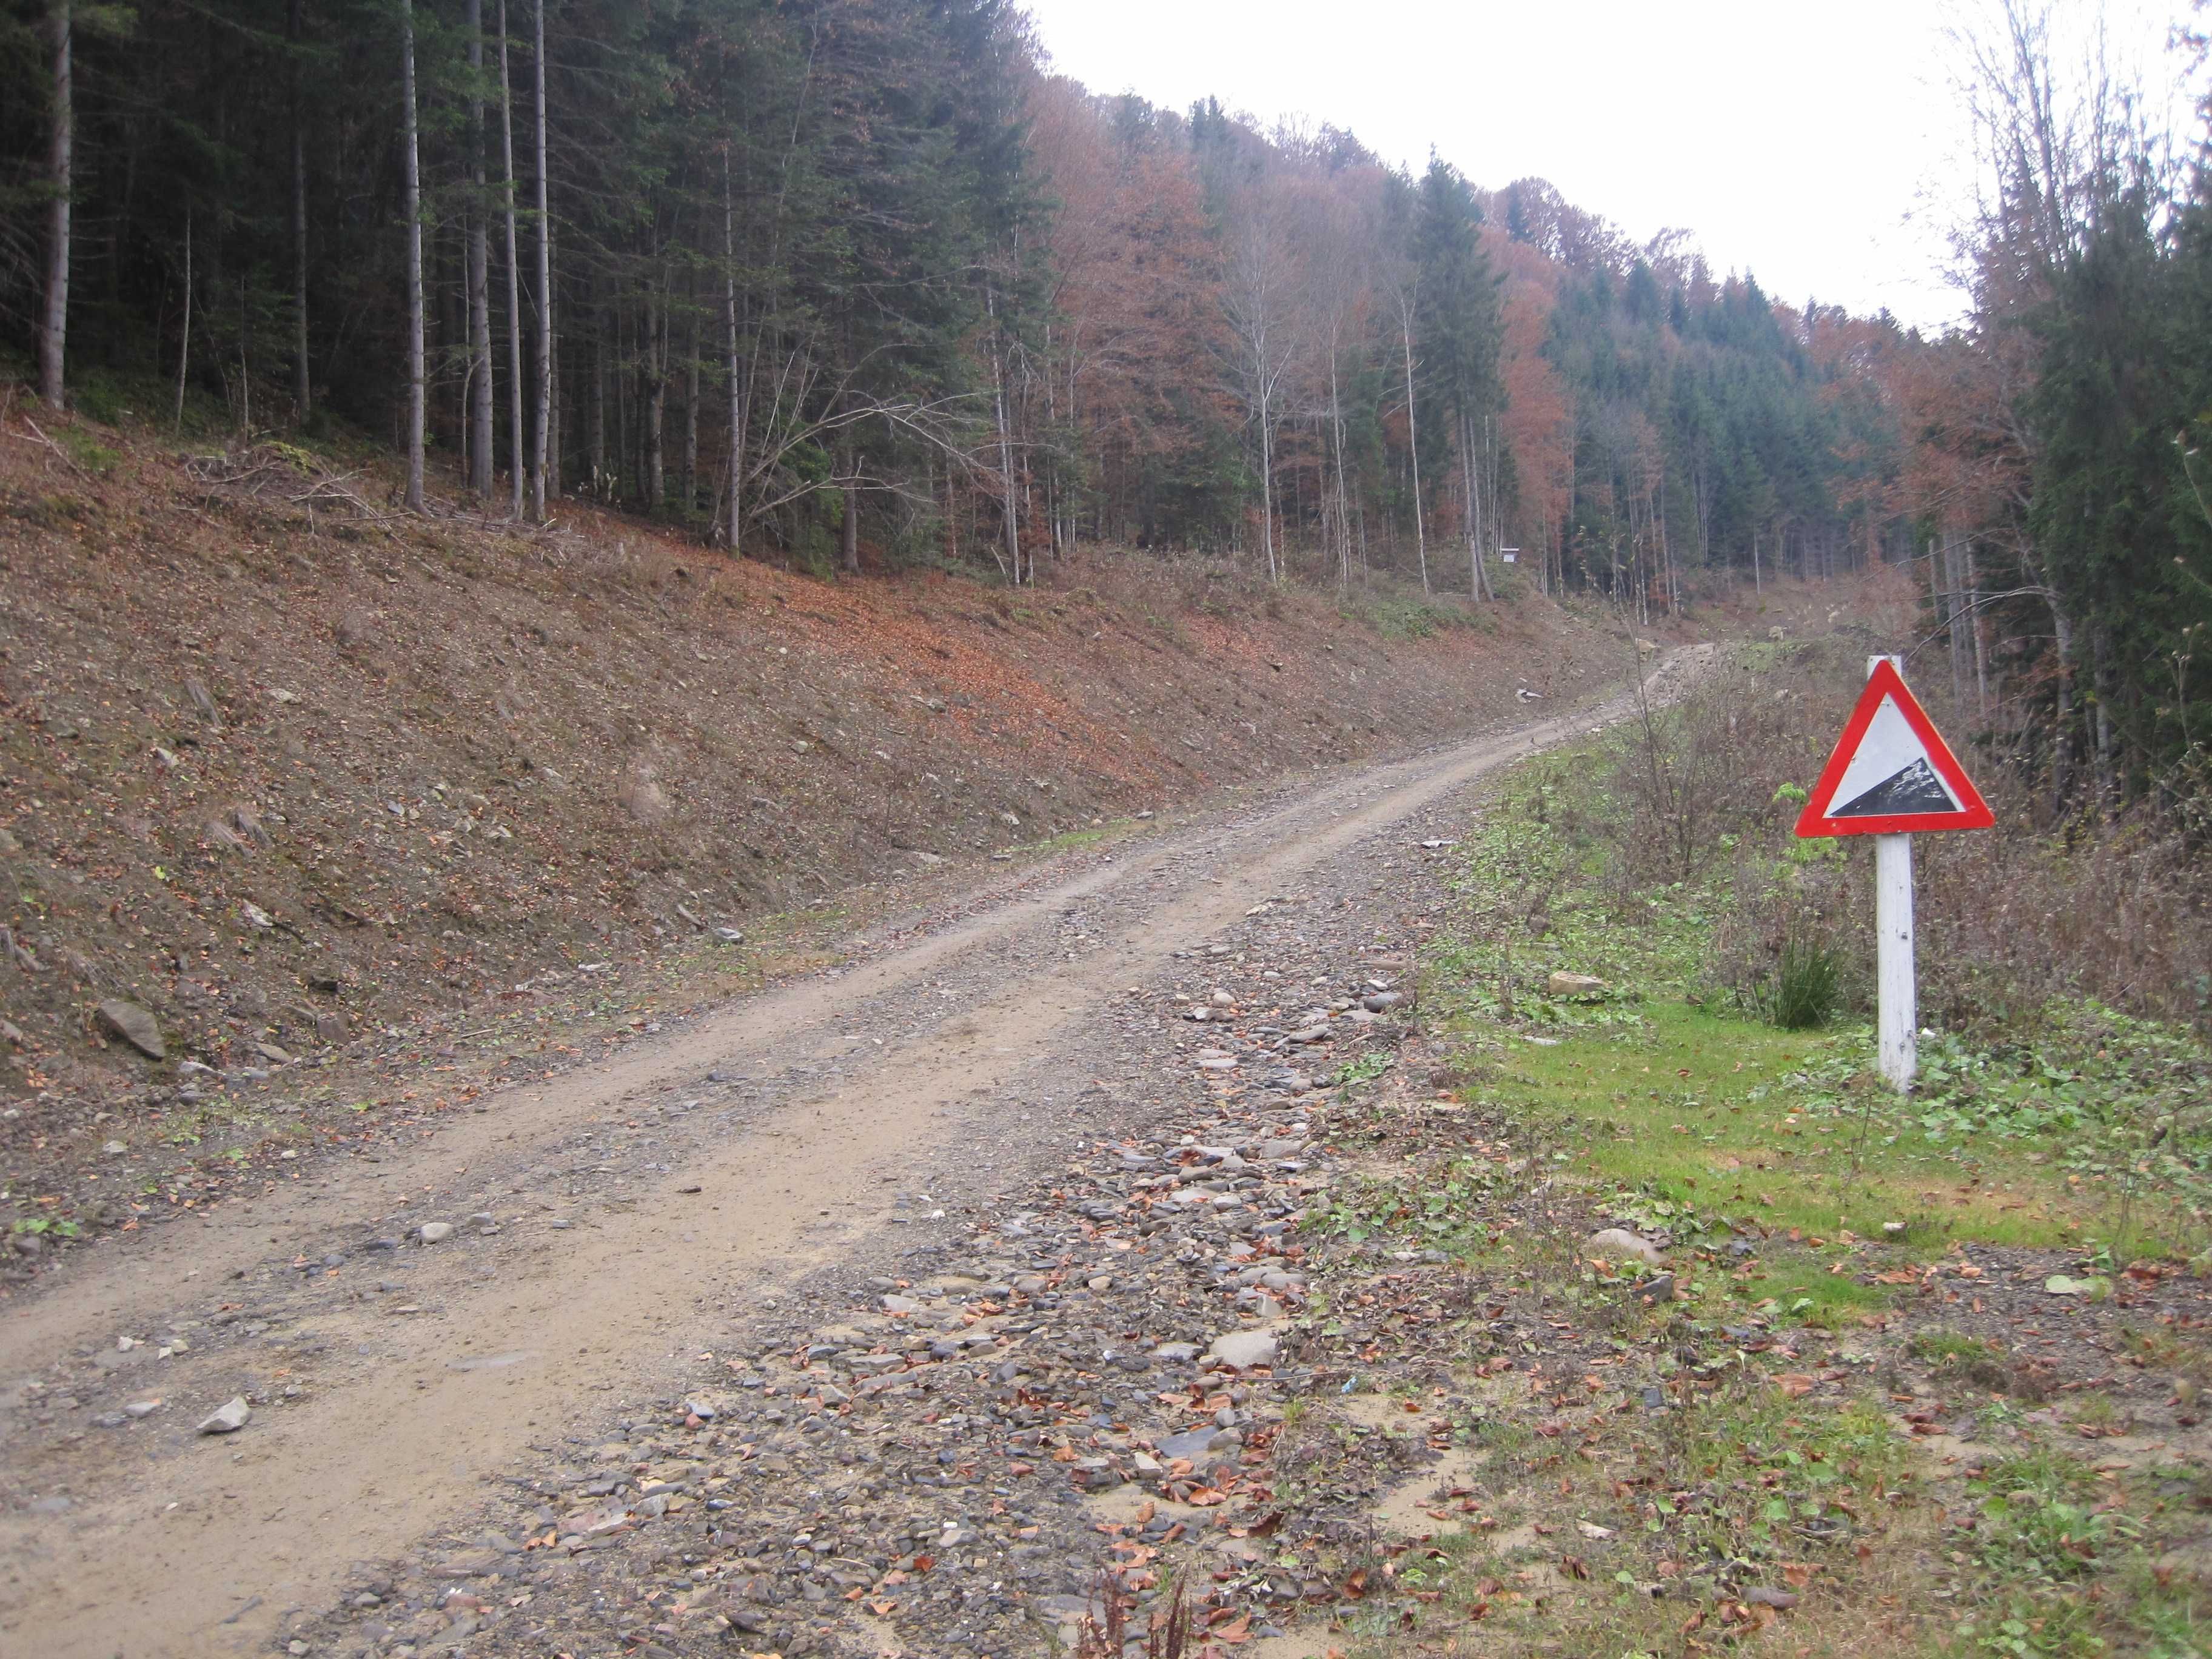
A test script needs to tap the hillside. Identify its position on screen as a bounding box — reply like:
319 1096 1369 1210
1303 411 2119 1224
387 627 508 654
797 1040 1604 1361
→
0 408 1764 1218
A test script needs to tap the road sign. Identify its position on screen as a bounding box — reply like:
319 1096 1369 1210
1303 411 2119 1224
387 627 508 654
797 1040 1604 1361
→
1793 657 1992 837
1795 657 1993 1093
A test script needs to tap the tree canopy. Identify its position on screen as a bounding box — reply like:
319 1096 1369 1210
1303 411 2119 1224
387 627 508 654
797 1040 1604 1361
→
2 0 1914 611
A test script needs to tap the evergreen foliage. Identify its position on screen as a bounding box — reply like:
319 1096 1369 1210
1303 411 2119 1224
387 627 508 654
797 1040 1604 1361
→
0 0 1910 606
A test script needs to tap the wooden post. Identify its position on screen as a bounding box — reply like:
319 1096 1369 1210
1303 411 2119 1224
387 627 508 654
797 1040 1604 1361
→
1870 654 1915 1090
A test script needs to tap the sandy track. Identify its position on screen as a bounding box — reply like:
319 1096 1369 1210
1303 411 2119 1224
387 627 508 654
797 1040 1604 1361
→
0 668 1683 1658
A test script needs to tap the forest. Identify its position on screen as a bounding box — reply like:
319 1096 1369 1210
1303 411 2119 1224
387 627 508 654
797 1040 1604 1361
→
0 0 2207 803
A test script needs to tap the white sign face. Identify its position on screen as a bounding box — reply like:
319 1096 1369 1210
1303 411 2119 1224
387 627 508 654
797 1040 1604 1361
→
1823 693 1961 819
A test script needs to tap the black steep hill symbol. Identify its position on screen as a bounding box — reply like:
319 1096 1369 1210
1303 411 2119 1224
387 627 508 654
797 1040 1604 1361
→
1833 757 1952 818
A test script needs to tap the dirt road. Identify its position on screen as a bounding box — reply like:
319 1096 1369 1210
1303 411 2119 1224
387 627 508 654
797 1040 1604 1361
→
0 659 1695 1658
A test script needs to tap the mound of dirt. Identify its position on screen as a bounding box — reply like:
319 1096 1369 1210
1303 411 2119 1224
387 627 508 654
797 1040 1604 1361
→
0 416 1639 1208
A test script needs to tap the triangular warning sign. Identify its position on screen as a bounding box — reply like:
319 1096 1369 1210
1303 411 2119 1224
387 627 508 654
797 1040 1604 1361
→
1795 659 1993 836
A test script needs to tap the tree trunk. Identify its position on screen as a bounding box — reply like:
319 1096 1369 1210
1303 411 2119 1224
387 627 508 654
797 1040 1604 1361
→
289 0 310 421
1462 414 1484 600
1258 408 1276 582
988 286 1021 583
173 206 191 428
588 307 606 488
38 0 72 410
945 464 957 565
1945 532 1969 707
2091 628 2114 806
238 273 252 434
465 0 494 497
498 0 525 515
1329 337 1350 591
722 150 743 552
544 211 561 493
400 0 426 511
614 307 631 502
1967 539 1988 720
529 0 552 520
1400 293 1427 595
644 289 665 514
840 448 860 577
682 289 698 519
2050 598 2076 815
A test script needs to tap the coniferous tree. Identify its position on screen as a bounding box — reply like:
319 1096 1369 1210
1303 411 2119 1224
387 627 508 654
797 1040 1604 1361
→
1413 158 1503 597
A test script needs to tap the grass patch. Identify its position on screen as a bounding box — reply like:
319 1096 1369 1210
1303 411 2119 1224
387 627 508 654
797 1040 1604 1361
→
1342 594 1473 641
1324 1372 1933 1659
1727 1253 1895 1330
1936 1449 2212 1658
1013 825 1114 859
1486 1002 2094 1248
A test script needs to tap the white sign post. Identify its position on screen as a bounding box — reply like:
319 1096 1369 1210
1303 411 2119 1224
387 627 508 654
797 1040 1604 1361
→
1794 654 1994 1092
1874 819 1915 1090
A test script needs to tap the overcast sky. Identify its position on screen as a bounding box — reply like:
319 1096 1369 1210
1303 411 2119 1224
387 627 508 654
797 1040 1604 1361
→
1019 0 2200 331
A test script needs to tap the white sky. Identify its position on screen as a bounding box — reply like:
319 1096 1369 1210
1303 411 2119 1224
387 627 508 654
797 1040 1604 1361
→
1021 0 2201 331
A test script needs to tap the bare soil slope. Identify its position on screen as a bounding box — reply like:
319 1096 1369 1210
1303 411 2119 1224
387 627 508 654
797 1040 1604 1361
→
0 412 1641 1227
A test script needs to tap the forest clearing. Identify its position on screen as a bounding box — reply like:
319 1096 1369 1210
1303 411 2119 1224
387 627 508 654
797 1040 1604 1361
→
5 0 2212 1657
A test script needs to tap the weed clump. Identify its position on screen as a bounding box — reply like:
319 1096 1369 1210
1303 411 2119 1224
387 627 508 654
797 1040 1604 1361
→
1771 934 1843 1028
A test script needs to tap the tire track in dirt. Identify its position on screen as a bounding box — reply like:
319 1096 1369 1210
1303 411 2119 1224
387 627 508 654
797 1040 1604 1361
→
0 658 1701 1658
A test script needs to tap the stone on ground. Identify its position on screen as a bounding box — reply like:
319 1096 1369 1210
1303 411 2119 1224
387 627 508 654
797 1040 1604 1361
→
198 1396 250 1435
1585 1227 1664 1266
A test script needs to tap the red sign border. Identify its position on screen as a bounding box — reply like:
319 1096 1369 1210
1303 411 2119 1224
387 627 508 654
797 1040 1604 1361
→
1794 659 1994 837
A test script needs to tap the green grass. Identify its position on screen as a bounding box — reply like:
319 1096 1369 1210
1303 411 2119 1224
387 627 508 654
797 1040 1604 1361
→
1011 824 1114 858
53 423 121 475
1486 1002 2093 1248
1341 595 1473 641
1726 1253 1896 1329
